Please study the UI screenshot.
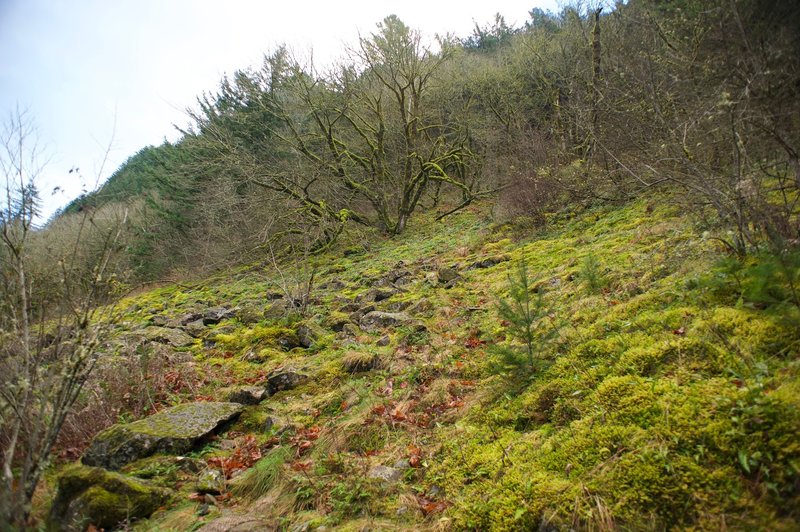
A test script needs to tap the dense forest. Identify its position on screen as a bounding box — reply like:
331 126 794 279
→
2 1 799 530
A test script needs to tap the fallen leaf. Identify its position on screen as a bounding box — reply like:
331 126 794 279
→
291 460 313 472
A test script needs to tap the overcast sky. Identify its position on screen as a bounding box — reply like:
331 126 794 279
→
0 0 559 220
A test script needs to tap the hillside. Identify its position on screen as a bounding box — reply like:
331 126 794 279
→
38 198 800 530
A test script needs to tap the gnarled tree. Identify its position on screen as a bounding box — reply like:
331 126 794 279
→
270 16 492 234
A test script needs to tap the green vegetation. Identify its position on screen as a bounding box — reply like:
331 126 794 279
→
493 258 560 373
3 1 800 530
28 197 799 530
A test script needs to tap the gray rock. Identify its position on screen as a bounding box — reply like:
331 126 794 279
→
437 267 460 284
349 304 376 323
224 386 267 405
202 307 237 325
183 319 207 338
296 324 317 349
196 515 276 532
394 459 411 470
339 302 361 313
197 468 225 494
267 370 309 395
360 311 415 332
48 465 172 531
367 465 402 483
376 335 391 347
144 326 194 347
387 300 412 312
409 298 433 315
468 255 510 269
358 288 396 303
150 315 170 327
82 402 244 470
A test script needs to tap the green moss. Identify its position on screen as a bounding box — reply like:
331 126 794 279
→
49 465 172 530
695 307 798 362
231 446 291 500
56 196 800 530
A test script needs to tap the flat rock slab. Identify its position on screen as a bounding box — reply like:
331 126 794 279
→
224 385 267 405
144 326 195 347
359 311 415 331
82 402 244 470
267 370 309 395
196 515 277 532
368 465 402 483
48 464 172 531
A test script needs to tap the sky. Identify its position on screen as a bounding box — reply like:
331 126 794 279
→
0 0 559 220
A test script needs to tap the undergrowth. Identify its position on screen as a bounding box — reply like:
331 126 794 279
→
43 198 800 531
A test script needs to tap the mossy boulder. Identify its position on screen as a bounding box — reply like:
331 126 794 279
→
82 402 244 470
223 385 268 405
143 326 194 347
360 311 415 331
196 468 226 494
48 464 172 531
296 324 318 348
468 255 510 269
437 266 461 284
267 369 309 395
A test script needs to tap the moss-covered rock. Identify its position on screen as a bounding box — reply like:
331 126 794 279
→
82 402 244 470
267 369 309 395
48 464 172 531
359 311 415 331
223 385 268 405
196 468 225 494
143 326 195 347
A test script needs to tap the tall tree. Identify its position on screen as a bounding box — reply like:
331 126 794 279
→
266 16 491 235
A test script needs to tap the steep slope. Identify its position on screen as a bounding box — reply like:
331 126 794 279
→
48 198 800 531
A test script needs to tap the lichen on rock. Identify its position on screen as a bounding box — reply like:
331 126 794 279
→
82 402 244 470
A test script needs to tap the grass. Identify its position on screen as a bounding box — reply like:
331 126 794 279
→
230 446 292 500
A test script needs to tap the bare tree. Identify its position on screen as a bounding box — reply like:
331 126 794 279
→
0 108 125 527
